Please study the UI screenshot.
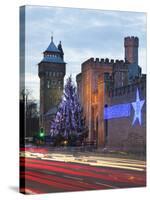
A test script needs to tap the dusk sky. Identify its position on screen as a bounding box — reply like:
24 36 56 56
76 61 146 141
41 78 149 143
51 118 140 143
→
24 5 146 100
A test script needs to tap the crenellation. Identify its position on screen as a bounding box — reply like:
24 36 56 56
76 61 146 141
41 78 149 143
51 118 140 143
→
82 57 119 68
108 79 146 98
124 36 139 47
100 58 104 63
105 58 109 63
110 59 114 63
95 58 99 62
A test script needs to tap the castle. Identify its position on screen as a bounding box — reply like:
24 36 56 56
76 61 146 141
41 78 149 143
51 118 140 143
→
76 36 146 152
38 36 146 152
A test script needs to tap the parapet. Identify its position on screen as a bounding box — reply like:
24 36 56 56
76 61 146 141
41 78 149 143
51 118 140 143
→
108 78 146 98
115 59 124 64
113 59 128 71
82 57 115 66
124 36 139 47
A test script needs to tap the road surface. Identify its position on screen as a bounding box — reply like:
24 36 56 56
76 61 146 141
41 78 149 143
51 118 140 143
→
20 148 146 194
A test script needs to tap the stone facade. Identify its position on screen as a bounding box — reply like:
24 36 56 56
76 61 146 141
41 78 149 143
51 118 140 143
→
76 36 146 152
106 79 146 153
77 58 113 145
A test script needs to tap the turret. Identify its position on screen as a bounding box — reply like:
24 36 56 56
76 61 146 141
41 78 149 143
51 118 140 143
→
124 36 139 65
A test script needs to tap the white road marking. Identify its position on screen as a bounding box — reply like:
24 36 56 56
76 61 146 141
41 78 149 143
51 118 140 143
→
63 175 83 181
95 181 118 189
21 151 146 172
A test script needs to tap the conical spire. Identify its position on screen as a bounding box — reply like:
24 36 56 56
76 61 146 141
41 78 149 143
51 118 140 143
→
44 35 60 53
41 36 65 64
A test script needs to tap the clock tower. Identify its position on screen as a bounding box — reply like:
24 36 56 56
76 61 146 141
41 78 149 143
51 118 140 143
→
38 36 66 132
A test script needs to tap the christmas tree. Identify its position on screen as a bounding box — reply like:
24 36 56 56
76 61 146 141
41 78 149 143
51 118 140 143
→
50 76 88 146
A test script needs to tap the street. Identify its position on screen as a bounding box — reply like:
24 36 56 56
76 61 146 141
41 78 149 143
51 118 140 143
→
20 148 146 194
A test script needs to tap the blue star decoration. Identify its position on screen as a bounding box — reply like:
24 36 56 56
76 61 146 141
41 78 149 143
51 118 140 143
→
131 88 145 126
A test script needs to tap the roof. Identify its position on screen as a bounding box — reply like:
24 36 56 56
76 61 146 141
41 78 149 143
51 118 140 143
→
40 36 66 64
41 55 65 64
44 36 60 53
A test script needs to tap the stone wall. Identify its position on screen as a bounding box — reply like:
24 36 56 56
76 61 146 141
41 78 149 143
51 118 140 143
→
77 57 113 141
106 80 146 153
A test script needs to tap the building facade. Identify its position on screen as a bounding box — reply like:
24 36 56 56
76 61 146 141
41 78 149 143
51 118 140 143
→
38 36 66 134
76 36 146 152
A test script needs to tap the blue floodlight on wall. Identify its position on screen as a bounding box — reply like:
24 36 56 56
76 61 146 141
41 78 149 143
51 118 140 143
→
104 88 145 126
104 103 131 120
131 88 145 125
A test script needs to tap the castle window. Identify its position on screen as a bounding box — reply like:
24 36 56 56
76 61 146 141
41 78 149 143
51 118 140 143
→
121 73 124 86
47 80 50 88
52 80 56 85
58 80 61 85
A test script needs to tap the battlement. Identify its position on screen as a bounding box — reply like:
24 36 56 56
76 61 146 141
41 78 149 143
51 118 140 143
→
124 36 139 47
82 57 130 67
82 57 116 66
114 59 125 64
113 59 128 71
108 78 146 98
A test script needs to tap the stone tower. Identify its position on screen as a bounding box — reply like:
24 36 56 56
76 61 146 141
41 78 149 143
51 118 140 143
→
124 36 139 65
124 36 141 81
38 36 66 130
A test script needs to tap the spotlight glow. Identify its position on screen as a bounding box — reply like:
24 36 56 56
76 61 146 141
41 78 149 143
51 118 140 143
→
131 88 145 125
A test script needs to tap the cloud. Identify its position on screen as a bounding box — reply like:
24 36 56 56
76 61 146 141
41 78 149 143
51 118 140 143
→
24 6 146 100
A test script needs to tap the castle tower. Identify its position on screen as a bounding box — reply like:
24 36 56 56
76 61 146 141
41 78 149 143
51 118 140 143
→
76 58 113 145
38 36 66 130
124 36 139 65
